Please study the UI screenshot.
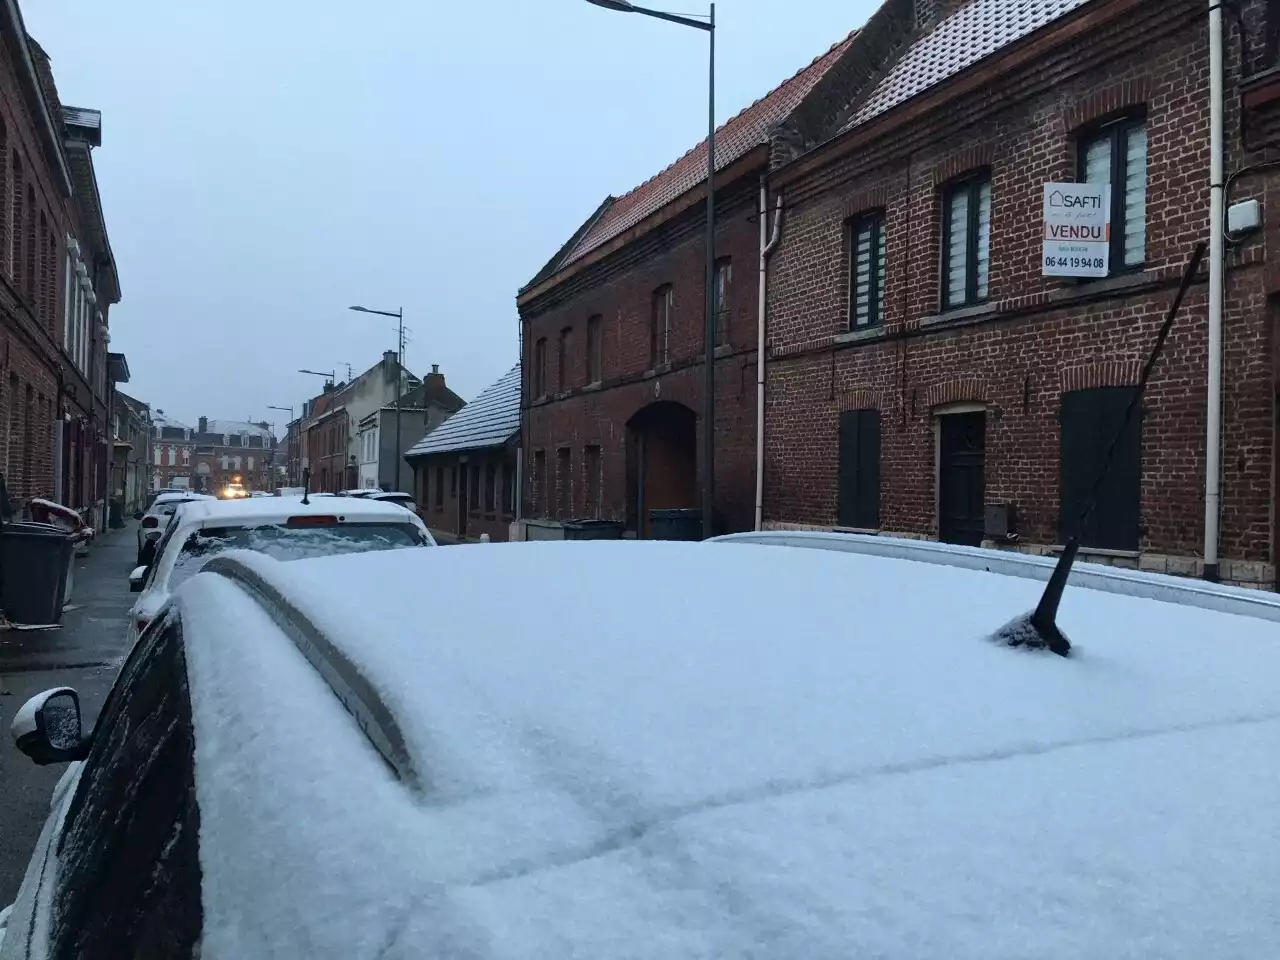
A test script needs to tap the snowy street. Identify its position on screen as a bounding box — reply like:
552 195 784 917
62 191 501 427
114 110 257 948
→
0 523 136 902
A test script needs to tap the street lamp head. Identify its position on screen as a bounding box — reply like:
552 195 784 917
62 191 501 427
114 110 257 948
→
585 0 636 10
348 305 371 313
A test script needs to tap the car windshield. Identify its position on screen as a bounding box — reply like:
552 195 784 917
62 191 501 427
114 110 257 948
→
169 522 426 589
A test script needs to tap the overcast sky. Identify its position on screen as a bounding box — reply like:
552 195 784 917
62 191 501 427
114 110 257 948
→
23 0 874 427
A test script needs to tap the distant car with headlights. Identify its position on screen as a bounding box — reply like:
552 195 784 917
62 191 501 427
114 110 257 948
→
135 492 216 566
125 495 436 640
218 481 249 500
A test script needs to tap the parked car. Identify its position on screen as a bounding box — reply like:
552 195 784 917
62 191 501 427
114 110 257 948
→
5 535 1280 957
135 493 217 566
141 487 189 512
367 491 417 513
337 489 376 498
125 495 435 640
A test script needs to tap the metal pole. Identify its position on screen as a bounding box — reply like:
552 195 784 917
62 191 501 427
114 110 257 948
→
395 307 404 492
701 2 716 539
1204 0 1224 582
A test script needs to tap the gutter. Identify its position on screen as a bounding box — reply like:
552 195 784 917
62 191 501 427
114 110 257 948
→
754 179 783 531
1203 0 1224 581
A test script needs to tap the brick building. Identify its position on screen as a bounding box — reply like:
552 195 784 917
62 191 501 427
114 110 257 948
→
0 8 122 522
407 364 517 543
189 418 275 494
150 410 193 490
356 364 464 492
518 40 850 537
757 0 1280 585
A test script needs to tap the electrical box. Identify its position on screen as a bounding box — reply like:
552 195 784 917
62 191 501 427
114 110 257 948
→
1228 198 1262 234
984 503 1017 540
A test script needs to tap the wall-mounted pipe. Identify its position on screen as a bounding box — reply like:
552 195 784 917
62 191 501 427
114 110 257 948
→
1204 0 1224 581
755 179 784 532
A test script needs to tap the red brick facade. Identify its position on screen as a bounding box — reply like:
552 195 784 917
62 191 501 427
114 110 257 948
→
0 20 119 516
763 0 1277 583
412 447 517 543
520 186 762 534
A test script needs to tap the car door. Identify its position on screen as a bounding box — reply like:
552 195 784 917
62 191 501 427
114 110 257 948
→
7 613 202 959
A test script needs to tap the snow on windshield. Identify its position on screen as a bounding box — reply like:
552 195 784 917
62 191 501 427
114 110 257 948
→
181 541 1280 958
169 523 422 590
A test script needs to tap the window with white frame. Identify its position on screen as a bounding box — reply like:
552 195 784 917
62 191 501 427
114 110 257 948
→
182 447 190 465
1080 115 1147 272
167 446 176 467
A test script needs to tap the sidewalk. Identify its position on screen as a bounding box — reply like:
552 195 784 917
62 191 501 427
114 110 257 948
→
0 521 139 903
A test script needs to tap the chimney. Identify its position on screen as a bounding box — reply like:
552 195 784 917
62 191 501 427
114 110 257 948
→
257 421 269 432
431 364 439 374
198 416 208 434
424 364 446 397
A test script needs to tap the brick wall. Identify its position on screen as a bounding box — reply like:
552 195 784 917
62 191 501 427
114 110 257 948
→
764 0 1277 581
520 184 762 534
411 448 517 542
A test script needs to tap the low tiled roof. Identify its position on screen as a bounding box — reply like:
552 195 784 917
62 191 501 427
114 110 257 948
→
843 0 1092 133
533 33 854 286
405 365 520 459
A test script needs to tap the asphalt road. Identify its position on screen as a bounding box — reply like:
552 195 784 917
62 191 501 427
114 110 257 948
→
0 522 137 903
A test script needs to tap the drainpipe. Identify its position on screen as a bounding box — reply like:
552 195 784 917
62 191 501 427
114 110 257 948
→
754 178 784 531
1204 0 1224 581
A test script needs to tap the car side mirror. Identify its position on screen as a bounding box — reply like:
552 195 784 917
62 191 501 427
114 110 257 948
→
133 510 143 520
11 688 88 765
129 565 149 592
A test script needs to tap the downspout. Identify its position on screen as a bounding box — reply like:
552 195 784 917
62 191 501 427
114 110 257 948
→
754 178 783 531
1204 0 1225 581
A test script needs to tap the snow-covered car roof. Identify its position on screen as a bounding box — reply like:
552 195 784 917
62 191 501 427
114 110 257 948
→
173 494 427 526
177 540 1280 958
150 491 215 508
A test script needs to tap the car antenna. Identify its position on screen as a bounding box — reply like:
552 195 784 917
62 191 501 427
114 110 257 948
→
996 240 1207 657
301 466 311 505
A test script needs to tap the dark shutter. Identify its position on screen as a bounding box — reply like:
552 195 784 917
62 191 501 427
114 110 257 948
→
1059 387 1141 550
837 409 881 529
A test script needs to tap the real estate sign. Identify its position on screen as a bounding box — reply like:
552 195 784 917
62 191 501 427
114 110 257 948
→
1043 182 1110 278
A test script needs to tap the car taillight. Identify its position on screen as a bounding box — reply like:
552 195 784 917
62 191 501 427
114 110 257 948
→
286 515 339 527
141 516 159 528
136 617 150 634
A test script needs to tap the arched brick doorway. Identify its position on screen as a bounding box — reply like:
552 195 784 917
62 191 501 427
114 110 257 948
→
626 401 697 538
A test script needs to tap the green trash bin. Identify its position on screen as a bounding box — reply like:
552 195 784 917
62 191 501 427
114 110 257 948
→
649 508 703 542
0 521 75 624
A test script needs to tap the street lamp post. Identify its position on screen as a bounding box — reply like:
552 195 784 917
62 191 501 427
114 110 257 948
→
585 0 716 537
350 305 406 492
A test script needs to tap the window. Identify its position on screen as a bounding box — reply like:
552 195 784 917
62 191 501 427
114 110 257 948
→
837 409 881 530
220 456 229 470
556 447 572 519
650 285 672 368
850 213 887 328
181 448 190 465
533 338 547 398
1059 387 1141 550
558 326 572 393
53 614 202 957
583 445 601 518
532 449 546 516
469 463 480 508
586 315 602 384
450 465 457 497
1080 116 1147 272
503 462 516 515
485 463 496 512
154 445 162 467
713 258 732 345
167 447 176 467
435 466 444 507
942 175 992 309
247 457 254 471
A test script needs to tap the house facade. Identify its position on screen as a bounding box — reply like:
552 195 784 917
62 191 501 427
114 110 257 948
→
407 364 518 543
112 390 150 515
517 39 850 537
0 11 121 523
150 410 193 490
356 364 464 492
760 0 1280 586
189 417 275 494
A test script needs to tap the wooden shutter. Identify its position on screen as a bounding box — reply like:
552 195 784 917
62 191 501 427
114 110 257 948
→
1059 387 1140 550
837 409 881 529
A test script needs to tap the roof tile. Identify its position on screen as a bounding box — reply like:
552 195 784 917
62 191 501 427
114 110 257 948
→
405 365 520 458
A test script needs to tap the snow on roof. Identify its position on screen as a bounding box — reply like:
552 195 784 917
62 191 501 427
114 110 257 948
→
180 540 1280 957
176 495 419 526
204 419 271 438
150 411 189 431
404 364 519 458
843 0 1092 133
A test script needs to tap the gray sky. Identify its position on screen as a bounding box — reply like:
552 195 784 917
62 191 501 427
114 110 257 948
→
24 0 873 427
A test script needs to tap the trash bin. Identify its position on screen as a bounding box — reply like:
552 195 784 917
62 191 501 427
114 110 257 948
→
562 519 626 541
0 522 75 624
649 508 703 542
